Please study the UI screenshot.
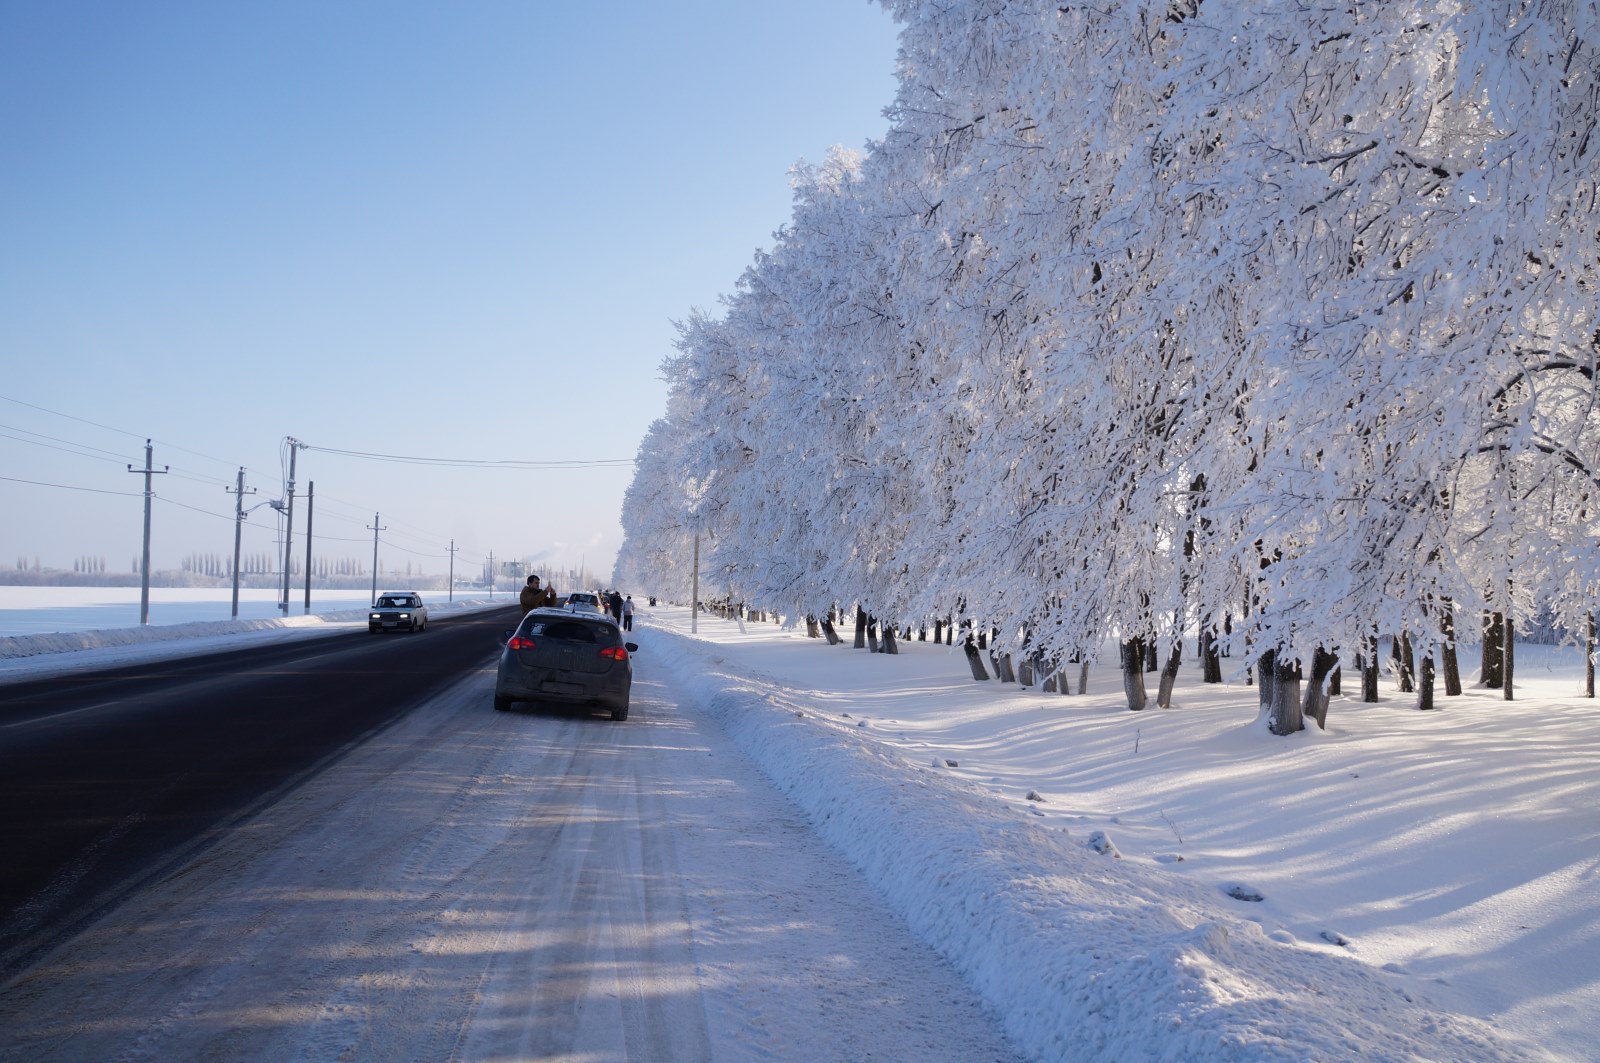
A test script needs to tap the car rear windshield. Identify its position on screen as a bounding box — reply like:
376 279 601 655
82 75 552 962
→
521 618 617 644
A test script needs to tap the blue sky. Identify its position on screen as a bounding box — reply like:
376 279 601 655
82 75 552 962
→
0 0 899 584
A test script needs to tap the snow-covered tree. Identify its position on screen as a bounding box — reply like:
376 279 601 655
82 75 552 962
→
616 0 1599 731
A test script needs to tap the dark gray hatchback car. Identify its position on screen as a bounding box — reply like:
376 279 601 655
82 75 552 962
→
494 608 638 720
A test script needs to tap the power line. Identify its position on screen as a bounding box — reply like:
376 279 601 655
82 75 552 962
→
0 423 136 465
0 397 587 566
0 474 141 497
0 393 247 474
304 444 636 469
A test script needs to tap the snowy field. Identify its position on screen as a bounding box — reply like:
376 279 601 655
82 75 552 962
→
0 585 504 637
0 598 1595 1059
0 587 508 680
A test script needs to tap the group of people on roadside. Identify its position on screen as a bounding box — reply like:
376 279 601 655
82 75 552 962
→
519 575 634 631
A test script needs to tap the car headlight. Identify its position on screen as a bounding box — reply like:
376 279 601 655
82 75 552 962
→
370 613 381 620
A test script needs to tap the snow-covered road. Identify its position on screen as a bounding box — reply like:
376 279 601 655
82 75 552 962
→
0 643 1022 1061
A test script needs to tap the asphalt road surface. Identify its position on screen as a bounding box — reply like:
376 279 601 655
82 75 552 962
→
0 604 525 974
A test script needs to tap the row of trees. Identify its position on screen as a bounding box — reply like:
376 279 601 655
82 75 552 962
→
616 0 1600 732
178 554 383 578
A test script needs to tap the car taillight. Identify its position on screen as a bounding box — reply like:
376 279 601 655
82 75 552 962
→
508 636 537 650
599 645 629 661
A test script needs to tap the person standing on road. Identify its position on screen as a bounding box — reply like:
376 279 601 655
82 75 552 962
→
622 595 634 631
608 590 624 625
520 575 554 614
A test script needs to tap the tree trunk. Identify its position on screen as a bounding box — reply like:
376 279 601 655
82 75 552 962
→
1201 625 1223 683
1258 649 1277 713
1302 647 1338 729
1503 611 1515 701
994 652 1016 683
1439 601 1462 696
1328 664 1342 697
1418 654 1437 711
854 606 868 649
1587 612 1596 699
882 624 899 655
805 615 819 639
1077 659 1090 695
1360 632 1379 702
866 616 880 653
1269 654 1304 735
1040 656 1057 693
1144 641 1159 672
918 625 927 642
1155 642 1183 708
1016 655 1034 687
1121 638 1148 711
1481 610 1505 688
1392 631 1415 693
962 634 991 681
820 618 841 645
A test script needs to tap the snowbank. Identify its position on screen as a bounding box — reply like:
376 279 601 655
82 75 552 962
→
649 618 1561 1061
0 598 506 679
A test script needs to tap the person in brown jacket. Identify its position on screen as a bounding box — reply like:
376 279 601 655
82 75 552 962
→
519 574 555 613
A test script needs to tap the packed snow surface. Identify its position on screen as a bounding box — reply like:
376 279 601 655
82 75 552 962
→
0 594 1594 1060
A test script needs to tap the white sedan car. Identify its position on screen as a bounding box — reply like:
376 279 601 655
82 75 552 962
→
369 592 428 633
560 589 614 624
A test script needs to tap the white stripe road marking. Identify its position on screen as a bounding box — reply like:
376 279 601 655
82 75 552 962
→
2 700 123 731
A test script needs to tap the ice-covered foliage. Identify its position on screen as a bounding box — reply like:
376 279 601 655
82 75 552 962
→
617 0 1600 683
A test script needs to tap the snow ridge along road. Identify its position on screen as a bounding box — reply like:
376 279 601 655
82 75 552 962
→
648 618 1553 1062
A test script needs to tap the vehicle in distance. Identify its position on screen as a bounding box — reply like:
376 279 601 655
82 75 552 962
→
495 608 638 720
561 591 605 616
369 592 428 633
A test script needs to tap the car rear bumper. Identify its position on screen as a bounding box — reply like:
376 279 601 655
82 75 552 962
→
494 661 629 709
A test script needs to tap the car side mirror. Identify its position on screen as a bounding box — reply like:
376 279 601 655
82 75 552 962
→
626 642 639 653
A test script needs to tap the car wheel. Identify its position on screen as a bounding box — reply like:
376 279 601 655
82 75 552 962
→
611 703 629 722
369 625 380 633
494 695 513 712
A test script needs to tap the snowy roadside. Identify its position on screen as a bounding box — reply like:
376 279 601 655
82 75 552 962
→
642 605 1588 1061
0 597 509 681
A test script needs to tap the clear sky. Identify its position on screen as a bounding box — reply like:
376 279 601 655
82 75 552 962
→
0 0 900 585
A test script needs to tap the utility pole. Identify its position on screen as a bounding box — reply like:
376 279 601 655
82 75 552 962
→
280 437 305 614
303 480 314 614
225 467 255 619
447 540 458 602
367 512 386 606
691 533 700 634
126 439 168 625
487 551 495 598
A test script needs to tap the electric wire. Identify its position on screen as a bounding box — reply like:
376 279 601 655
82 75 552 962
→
0 474 142 497
2 399 574 570
304 443 636 469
